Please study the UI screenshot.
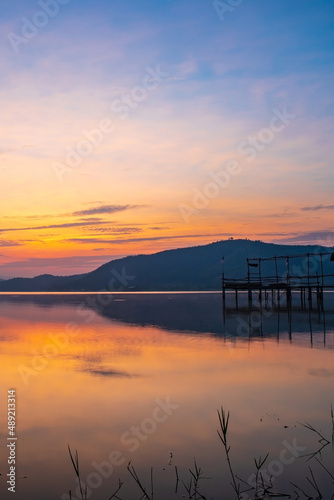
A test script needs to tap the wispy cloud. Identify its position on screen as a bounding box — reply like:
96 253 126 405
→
0 220 113 234
71 204 148 217
0 144 35 156
82 368 133 378
82 227 142 235
301 204 334 212
274 231 334 244
67 233 232 244
0 255 114 269
0 240 23 247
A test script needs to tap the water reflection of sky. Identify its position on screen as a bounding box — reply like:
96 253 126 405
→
0 293 333 500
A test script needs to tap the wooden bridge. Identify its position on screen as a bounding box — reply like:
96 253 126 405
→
222 251 334 310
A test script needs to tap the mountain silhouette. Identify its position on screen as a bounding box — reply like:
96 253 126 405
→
0 239 333 292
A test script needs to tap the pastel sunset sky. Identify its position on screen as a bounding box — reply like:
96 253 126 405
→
1 0 334 278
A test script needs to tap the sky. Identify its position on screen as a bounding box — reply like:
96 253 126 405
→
1 0 334 278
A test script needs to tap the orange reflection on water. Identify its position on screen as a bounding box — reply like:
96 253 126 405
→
0 297 334 500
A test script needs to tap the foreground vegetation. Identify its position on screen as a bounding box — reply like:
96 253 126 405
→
67 406 334 500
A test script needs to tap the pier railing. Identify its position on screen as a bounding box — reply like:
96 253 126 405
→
222 251 334 309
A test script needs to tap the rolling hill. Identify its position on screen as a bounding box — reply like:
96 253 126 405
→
0 239 333 292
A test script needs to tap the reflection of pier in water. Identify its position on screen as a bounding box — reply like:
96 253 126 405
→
222 251 334 312
222 292 333 348
0 292 333 348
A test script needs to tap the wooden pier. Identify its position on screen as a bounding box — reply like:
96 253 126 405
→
222 251 334 310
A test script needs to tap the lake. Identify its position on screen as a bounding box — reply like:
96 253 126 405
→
0 292 334 500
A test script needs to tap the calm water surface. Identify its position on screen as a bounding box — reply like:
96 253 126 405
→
0 292 334 500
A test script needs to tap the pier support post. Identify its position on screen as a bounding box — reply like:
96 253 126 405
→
316 287 320 310
308 287 312 309
248 288 252 308
316 287 324 311
222 269 226 312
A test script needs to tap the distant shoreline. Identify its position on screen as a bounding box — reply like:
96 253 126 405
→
0 290 333 295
